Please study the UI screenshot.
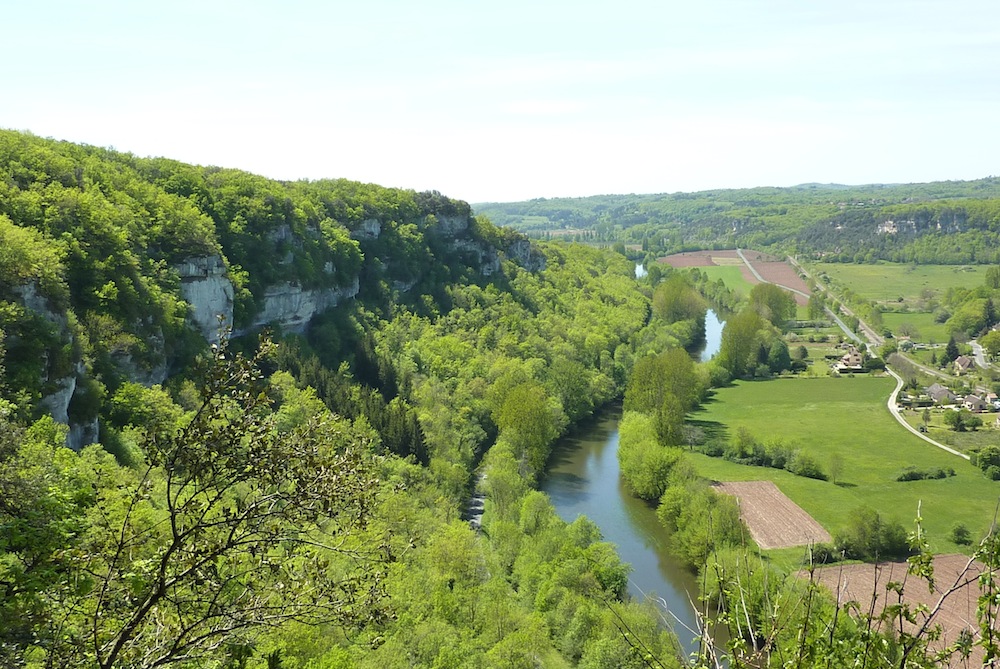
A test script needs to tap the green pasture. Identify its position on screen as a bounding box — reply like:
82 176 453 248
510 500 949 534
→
688 376 1000 553
901 410 1000 453
810 262 986 304
697 265 756 298
881 311 950 343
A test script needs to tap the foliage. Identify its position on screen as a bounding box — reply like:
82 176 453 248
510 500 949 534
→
617 411 683 500
748 282 796 329
476 178 1000 264
656 462 745 568
834 506 913 561
943 408 983 432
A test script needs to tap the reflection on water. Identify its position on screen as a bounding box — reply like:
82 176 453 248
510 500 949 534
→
697 309 725 362
541 406 709 657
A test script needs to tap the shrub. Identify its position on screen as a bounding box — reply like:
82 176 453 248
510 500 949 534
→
835 507 912 561
787 451 827 480
949 523 972 546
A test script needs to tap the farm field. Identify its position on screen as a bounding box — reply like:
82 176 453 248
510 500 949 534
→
697 265 756 297
810 555 995 667
810 262 986 305
688 376 1000 552
713 480 831 549
881 311 951 343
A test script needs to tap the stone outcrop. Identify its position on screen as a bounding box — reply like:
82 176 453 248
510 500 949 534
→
112 327 168 386
67 416 99 452
175 255 234 344
350 218 382 240
428 214 469 237
246 278 360 333
505 238 547 272
39 373 77 425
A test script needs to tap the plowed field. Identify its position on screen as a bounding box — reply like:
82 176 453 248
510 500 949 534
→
713 480 831 549
809 555 996 667
660 250 742 267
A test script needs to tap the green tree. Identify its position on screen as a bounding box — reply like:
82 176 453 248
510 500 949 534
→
943 335 960 364
717 309 766 379
493 381 563 475
651 274 706 324
981 330 1000 359
807 293 826 321
748 283 796 329
986 266 1000 290
66 340 388 669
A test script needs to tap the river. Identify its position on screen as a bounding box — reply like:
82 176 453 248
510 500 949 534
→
695 308 725 362
540 309 725 658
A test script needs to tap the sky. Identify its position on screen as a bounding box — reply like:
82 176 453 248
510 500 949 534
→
4 0 999 203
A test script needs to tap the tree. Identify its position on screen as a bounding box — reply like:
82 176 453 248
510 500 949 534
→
986 266 1000 290
651 274 705 324
748 283 796 329
494 381 563 474
943 408 980 432
981 330 1000 359
65 339 388 669
943 335 960 364
717 309 766 379
807 293 826 321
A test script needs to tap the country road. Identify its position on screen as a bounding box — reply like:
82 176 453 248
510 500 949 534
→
885 367 970 460
784 255 976 461
787 256 883 347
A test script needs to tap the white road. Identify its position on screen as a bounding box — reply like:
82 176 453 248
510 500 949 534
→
885 360 970 460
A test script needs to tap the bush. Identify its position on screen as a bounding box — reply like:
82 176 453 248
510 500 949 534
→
806 543 843 565
949 523 972 546
895 467 956 482
787 451 827 480
835 507 912 561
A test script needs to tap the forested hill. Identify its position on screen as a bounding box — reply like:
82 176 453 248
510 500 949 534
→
1 130 700 667
0 129 540 447
475 177 1000 263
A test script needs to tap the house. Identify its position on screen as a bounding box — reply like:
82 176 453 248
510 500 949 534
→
954 356 975 374
926 383 958 405
836 346 864 372
964 394 988 413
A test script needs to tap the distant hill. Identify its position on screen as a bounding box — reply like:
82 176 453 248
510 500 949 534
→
474 178 1000 263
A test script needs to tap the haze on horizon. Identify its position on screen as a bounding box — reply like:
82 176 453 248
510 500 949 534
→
4 0 999 204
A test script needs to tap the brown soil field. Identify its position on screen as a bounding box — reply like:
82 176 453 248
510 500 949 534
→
660 250 740 267
750 261 812 306
809 555 997 667
713 480 831 549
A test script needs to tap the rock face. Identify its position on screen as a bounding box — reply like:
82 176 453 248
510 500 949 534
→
246 278 360 333
175 255 234 344
38 373 77 425
12 282 66 328
112 327 169 386
505 239 547 272
350 218 382 240
67 416 99 452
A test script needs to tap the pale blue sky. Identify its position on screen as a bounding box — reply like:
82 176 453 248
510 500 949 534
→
4 1 999 202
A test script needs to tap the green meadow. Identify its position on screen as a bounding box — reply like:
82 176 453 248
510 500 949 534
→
880 311 951 343
698 265 756 298
811 262 986 303
688 376 1000 553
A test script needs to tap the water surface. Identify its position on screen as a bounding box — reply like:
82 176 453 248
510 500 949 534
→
541 406 707 656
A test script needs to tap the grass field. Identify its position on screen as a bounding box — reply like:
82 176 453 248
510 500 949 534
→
688 376 1000 553
881 311 950 343
810 262 986 304
698 265 756 298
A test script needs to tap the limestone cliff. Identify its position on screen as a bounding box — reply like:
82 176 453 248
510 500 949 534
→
243 278 360 333
175 255 234 344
